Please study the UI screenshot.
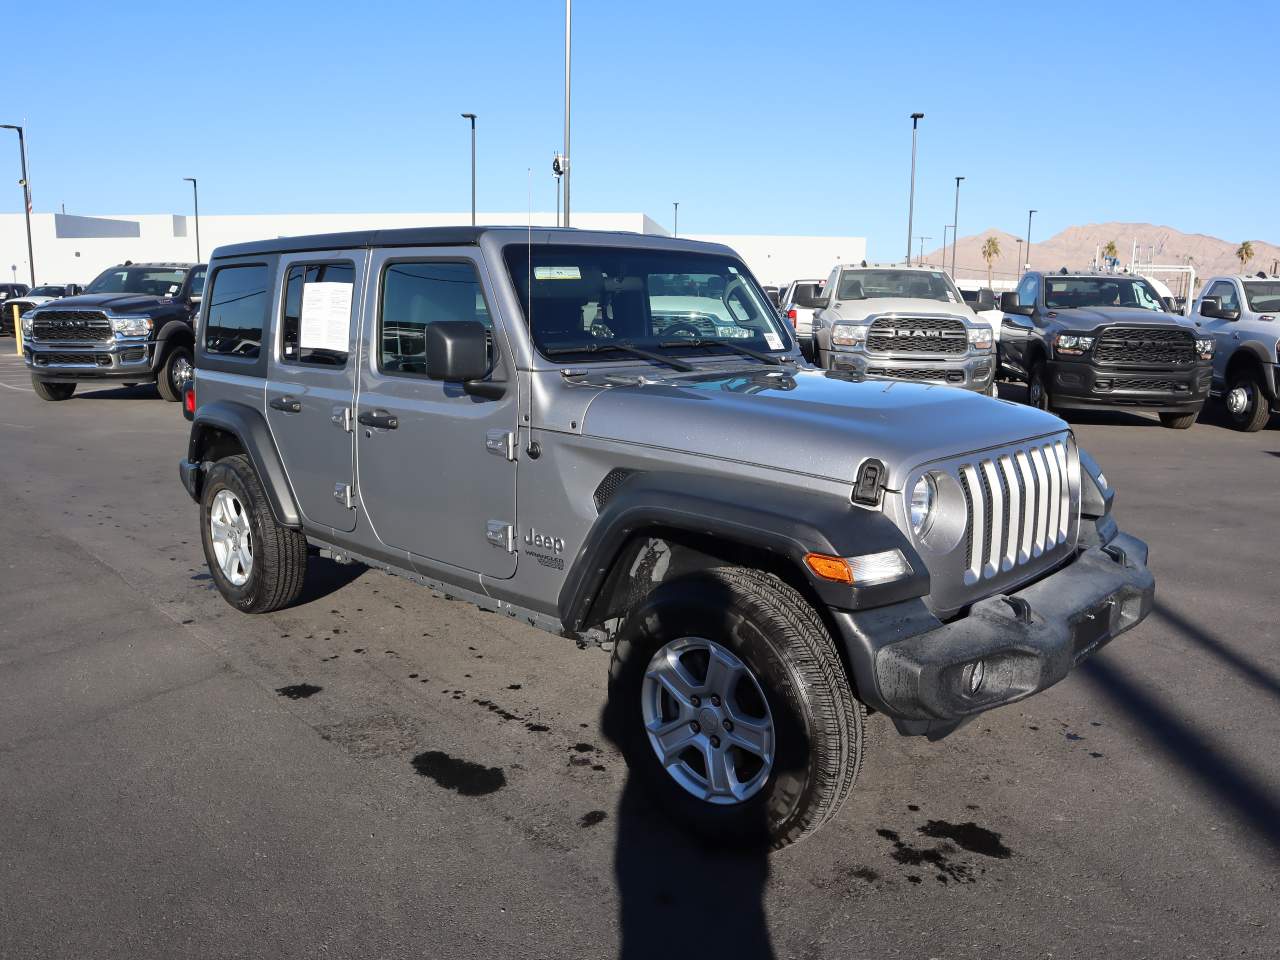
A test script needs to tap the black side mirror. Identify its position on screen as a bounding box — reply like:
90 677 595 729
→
1198 297 1220 319
811 296 830 310
1221 308 1241 322
426 320 503 397
976 288 996 311
1000 291 1034 315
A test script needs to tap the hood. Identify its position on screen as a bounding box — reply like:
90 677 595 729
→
1050 306 1191 331
579 366 1065 489
32 292 168 314
829 297 977 325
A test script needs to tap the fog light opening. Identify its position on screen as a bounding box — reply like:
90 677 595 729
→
962 659 986 697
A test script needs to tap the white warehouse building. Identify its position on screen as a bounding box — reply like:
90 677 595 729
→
0 211 864 291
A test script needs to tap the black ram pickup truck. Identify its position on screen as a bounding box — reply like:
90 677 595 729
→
999 271 1214 429
22 262 206 402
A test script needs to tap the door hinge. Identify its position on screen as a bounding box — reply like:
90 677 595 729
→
331 406 353 432
485 520 516 553
485 429 517 461
333 483 356 510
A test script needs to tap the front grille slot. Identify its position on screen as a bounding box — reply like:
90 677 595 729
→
955 438 1074 585
33 352 111 367
32 311 112 342
867 316 967 355
866 367 964 383
1094 326 1195 366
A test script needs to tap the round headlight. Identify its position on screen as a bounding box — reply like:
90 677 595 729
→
909 474 937 535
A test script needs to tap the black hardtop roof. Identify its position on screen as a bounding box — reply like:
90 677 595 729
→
209 225 737 260
103 261 197 270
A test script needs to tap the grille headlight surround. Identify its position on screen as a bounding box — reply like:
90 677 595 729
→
111 316 153 337
1194 338 1214 360
832 323 869 347
1053 333 1095 356
909 473 938 536
968 326 994 351
21 313 33 337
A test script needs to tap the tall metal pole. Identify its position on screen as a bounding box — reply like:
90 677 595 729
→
563 0 572 227
183 177 200 261
1 124 35 285
917 236 931 266
673 202 678 238
1024 209 1036 275
906 112 924 265
951 176 964 278
460 114 477 226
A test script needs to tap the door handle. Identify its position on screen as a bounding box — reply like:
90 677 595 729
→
357 409 399 430
269 395 302 413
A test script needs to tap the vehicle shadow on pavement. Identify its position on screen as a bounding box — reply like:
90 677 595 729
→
75 384 162 400
1079 654 1280 858
1153 602 1280 703
291 557 366 607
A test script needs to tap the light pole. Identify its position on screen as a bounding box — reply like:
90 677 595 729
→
562 0 572 227
672 202 679 238
941 225 952 268
1024 209 1036 275
951 176 964 278
917 236 932 266
182 177 200 261
552 153 565 227
905 112 924 265
460 113 477 226
1015 239 1024 278
0 124 35 285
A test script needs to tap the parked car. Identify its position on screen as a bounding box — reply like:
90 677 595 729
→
178 226 1152 850
957 284 1004 339
0 282 30 317
1000 272 1213 429
811 265 997 394
762 285 782 307
1 283 83 336
1192 274 1280 431
21 262 206 401
778 278 825 361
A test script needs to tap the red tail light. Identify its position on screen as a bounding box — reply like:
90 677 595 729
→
786 308 797 327
183 384 196 419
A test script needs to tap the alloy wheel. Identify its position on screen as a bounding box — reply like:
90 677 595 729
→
209 489 253 586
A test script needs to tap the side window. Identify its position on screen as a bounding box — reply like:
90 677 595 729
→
204 264 268 358
280 262 355 366
188 266 207 299
379 260 491 375
1210 281 1239 312
1016 275 1038 308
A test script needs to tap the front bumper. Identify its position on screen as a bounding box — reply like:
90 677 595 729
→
1047 357 1211 413
830 532 1153 737
829 349 995 392
23 339 155 382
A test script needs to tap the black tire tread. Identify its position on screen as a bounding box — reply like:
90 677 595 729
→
31 377 75 401
156 345 191 403
1227 374 1271 433
1159 411 1198 430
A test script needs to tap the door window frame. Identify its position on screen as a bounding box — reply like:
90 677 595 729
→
275 256 360 371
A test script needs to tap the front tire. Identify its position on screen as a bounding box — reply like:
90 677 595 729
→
200 454 307 613
1159 410 1198 430
1224 371 1271 432
157 345 193 402
32 378 75 401
607 567 865 850
1027 360 1051 410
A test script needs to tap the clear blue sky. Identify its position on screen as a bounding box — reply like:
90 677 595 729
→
4 0 1275 260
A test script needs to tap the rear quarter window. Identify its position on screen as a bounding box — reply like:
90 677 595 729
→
204 263 269 359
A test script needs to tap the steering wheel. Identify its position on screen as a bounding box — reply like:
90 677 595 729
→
661 322 703 339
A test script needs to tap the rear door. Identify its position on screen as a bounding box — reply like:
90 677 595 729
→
265 251 366 533
355 249 518 578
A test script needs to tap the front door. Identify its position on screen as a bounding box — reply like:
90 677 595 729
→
265 251 366 533
999 274 1040 379
1200 280 1242 385
355 250 518 579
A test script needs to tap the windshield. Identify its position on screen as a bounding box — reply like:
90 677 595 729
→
504 245 791 361
86 266 187 297
836 269 963 304
30 285 66 297
1044 277 1164 312
1243 281 1280 313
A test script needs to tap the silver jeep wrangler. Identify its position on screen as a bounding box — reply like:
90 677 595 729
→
179 227 1153 848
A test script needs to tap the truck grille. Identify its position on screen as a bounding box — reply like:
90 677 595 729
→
1094 326 1195 366
33 352 111 367
955 437 1076 586
32 311 112 342
866 367 964 383
1101 377 1188 393
867 316 967 355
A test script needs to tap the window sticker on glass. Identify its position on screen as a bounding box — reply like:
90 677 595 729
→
299 281 353 353
534 266 582 281
167 284 180 296
764 331 784 350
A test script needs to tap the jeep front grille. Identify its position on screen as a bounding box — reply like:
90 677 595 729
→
955 438 1075 586
32 311 112 342
1093 326 1195 366
867 316 967 355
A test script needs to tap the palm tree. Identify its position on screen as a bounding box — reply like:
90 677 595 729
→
1102 240 1118 270
1236 241 1255 274
981 236 1001 287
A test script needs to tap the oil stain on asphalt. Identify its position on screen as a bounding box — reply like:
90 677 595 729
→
411 750 506 796
877 820 1012 884
275 683 322 700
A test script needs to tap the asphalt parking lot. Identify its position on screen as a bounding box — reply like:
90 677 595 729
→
0 349 1276 960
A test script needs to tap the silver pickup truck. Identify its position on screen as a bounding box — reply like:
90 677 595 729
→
179 227 1152 849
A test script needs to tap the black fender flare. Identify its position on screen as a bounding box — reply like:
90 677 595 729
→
186 399 302 528
1224 341 1277 398
152 318 194 372
557 471 928 633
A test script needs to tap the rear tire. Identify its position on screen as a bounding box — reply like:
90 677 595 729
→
200 454 307 613
1159 410 1198 430
157 345 193 402
607 566 865 850
1224 371 1271 432
32 378 75 401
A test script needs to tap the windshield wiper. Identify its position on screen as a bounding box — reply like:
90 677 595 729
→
543 341 695 372
659 338 783 365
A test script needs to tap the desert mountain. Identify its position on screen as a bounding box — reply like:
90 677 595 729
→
923 222 1279 292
